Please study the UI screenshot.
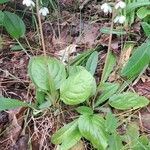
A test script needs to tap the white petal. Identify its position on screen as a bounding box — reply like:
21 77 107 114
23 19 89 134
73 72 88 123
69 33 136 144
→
108 7 112 13
39 7 49 16
115 1 126 9
103 8 109 13
119 16 126 24
31 1 35 7
22 0 35 7
101 3 108 9
101 3 112 14
114 16 119 23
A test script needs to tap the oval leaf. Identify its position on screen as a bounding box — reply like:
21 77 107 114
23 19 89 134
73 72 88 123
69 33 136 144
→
0 11 4 25
60 69 96 105
86 51 99 75
78 114 108 150
108 133 123 150
121 41 150 79
126 1 150 14
28 56 66 91
137 7 150 19
0 0 10 4
141 22 150 37
68 66 84 76
101 51 116 83
105 112 118 134
51 120 78 144
3 11 25 39
59 129 81 150
95 82 119 107
0 97 30 111
76 106 93 115
109 92 149 110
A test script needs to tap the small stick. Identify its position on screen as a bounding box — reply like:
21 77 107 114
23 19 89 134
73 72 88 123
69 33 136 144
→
36 0 46 56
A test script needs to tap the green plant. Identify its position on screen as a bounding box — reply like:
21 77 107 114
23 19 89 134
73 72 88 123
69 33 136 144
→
0 1 26 39
1 1 150 149
125 0 150 36
0 39 150 149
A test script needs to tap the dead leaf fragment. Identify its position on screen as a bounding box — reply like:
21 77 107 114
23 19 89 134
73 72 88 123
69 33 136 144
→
70 141 85 150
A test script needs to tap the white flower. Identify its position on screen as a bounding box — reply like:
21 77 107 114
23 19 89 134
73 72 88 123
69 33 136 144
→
39 7 49 16
115 1 126 9
101 3 112 14
22 0 35 7
114 15 126 24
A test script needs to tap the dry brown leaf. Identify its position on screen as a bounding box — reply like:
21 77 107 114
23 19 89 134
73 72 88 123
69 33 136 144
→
119 43 134 68
140 105 150 133
10 135 28 150
70 141 85 150
56 44 77 63
9 115 22 143
76 23 99 48
134 81 150 99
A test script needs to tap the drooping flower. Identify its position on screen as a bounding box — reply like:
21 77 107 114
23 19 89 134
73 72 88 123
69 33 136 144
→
114 15 126 24
115 1 126 9
101 3 112 14
22 0 35 7
39 7 49 16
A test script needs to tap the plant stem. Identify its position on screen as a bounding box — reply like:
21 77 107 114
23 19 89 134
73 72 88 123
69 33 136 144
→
36 0 46 56
16 39 31 58
101 11 115 82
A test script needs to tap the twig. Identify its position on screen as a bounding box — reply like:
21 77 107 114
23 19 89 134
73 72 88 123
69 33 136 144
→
16 39 31 58
36 0 46 56
101 11 115 82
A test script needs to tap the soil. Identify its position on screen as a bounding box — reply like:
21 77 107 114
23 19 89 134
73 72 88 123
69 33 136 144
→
0 0 150 150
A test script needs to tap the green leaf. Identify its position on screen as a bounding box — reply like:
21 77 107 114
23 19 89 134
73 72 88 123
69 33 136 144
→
105 112 118 134
109 92 149 110
122 123 140 149
124 123 139 142
51 120 78 144
133 135 150 150
86 51 99 75
95 82 119 107
141 22 150 36
78 114 108 150
10 44 28 51
121 41 150 79
125 3 135 26
3 11 25 39
0 97 30 111
0 11 4 25
100 27 126 35
139 135 150 146
108 133 123 150
126 0 150 14
38 100 51 110
68 66 84 76
59 129 81 150
0 0 10 4
28 56 66 91
60 69 96 105
101 51 116 83
137 7 150 19
76 106 93 115
69 48 96 66
36 89 45 105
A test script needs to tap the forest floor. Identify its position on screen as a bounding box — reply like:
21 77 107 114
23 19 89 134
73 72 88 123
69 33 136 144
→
0 0 150 150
